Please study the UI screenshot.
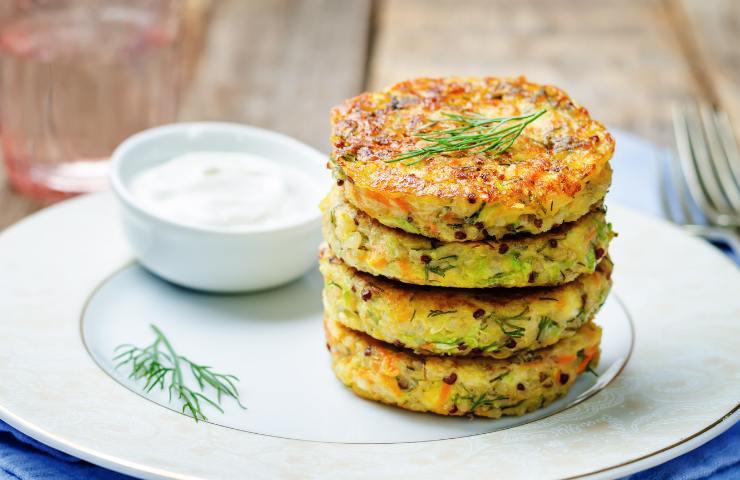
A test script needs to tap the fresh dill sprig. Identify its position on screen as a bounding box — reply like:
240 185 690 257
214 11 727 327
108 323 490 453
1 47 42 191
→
427 309 457 318
423 255 458 281
536 317 559 342
387 109 547 165
495 318 526 338
485 306 530 339
114 325 246 422
455 393 509 412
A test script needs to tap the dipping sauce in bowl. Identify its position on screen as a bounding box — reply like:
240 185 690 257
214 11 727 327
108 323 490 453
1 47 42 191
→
130 151 322 231
110 122 329 292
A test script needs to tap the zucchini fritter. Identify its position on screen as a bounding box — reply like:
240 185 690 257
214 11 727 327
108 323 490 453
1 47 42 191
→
331 76 614 241
322 186 613 288
320 244 612 358
325 315 601 418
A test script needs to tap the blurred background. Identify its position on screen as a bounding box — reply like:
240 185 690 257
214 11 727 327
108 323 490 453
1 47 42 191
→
0 0 738 228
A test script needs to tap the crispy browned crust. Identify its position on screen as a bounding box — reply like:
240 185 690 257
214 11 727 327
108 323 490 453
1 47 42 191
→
330 76 614 240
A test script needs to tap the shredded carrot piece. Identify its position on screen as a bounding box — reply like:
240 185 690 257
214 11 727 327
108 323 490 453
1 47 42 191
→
397 258 411 275
577 346 598 373
556 354 577 365
394 197 412 212
380 375 403 397
367 190 391 206
435 383 452 410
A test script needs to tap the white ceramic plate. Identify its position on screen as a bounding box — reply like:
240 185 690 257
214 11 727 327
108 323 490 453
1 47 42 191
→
0 132 738 479
80 264 631 444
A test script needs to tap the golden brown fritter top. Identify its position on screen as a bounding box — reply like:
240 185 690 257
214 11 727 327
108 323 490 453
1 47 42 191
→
330 76 614 203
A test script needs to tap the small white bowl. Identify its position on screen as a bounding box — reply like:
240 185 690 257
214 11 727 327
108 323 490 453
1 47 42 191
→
110 122 330 293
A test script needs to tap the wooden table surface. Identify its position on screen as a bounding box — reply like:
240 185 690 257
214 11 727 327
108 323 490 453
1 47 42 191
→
1 0 738 230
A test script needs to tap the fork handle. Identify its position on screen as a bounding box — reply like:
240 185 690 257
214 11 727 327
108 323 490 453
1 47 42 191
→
683 225 740 258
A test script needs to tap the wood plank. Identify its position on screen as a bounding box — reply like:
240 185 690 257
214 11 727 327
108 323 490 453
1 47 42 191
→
369 0 703 147
179 0 372 151
677 0 740 137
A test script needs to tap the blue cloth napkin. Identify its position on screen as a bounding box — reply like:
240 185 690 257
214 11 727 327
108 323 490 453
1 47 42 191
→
624 424 740 480
0 421 129 479
1 419 737 479
1 130 737 479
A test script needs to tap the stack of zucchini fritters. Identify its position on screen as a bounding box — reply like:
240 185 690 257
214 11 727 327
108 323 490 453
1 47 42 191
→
320 77 615 418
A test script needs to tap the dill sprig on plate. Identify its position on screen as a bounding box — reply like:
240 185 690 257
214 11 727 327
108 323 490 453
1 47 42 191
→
114 325 246 422
387 109 547 165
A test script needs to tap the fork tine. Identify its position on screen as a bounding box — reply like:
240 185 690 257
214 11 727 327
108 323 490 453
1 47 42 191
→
700 105 740 215
661 144 701 225
714 109 740 194
659 149 679 223
683 103 731 215
672 104 711 223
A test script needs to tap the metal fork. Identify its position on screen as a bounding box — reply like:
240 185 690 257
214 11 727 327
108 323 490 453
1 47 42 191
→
662 103 740 254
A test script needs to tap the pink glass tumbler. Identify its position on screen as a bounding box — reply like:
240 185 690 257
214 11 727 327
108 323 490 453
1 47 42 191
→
0 0 183 202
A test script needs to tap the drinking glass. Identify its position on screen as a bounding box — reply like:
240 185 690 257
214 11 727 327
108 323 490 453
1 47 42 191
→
0 0 183 202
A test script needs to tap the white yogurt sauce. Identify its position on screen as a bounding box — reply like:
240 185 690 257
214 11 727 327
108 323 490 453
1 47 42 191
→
130 151 322 230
